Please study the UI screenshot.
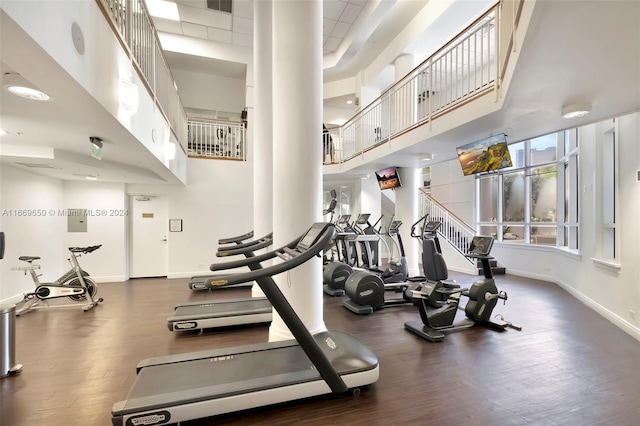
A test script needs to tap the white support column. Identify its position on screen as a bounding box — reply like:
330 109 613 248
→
270 0 324 340
395 167 420 277
252 0 273 298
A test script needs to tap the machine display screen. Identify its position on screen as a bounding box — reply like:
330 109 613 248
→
468 236 494 256
389 221 402 231
424 221 441 233
297 223 328 251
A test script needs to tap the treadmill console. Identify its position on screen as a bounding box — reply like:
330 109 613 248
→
297 222 332 251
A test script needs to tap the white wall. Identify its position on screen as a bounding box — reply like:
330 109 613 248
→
2 0 187 184
430 159 474 224
128 157 253 278
486 113 640 340
0 165 65 303
62 181 128 282
172 69 245 118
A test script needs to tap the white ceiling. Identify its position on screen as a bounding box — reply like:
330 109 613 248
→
1 0 639 186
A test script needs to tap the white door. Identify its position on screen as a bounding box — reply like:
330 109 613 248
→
129 195 168 278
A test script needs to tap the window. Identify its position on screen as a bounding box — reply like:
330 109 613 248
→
207 0 232 13
477 130 578 247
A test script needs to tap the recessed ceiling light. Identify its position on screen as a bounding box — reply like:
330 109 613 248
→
561 103 591 119
346 100 353 104
6 85 51 101
420 153 434 161
4 73 51 101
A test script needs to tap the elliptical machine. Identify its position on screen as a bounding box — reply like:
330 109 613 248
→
404 235 518 342
323 214 355 296
14 245 103 315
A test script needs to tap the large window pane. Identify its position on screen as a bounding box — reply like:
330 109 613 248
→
479 175 498 222
530 134 557 165
531 226 556 245
531 165 557 222
506 141 525 169
503 225 524 243
503 171 525 222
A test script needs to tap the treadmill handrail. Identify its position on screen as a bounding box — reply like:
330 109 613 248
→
219 233 273 251
209 235 303 272
204 228 334 288
217 237 273 257
218 230 254 245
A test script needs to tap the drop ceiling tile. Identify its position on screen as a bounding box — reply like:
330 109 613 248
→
233 0 253 19
324 0 347 21
207 26 232 43
339 3 362 24
324 36 341 52
182 22 208 39
331 21 350 39
179 4 232 30
176 0 204 8
323 18 337 34
153 17 184 35
233 15 253 35
233 32 253 48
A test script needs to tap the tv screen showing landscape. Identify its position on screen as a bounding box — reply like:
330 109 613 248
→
456 134 513 176
375 166 402 190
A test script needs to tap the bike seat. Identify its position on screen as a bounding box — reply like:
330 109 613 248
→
19 256 40 262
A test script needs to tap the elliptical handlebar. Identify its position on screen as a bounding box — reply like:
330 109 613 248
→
410 214 429 238
68 245 102 254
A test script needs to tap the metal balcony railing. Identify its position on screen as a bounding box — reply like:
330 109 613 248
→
323 0 524 165
187 119 247 161
97 0 188 151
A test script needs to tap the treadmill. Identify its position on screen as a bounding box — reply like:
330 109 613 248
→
168 237 274 332
113 222 379 426
188 231 273 290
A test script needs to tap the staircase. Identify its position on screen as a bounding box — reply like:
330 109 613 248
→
419 189 505 276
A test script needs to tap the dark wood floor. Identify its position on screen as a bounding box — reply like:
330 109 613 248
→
1 272 639 426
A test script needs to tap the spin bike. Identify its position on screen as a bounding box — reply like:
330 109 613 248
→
14 245 104 315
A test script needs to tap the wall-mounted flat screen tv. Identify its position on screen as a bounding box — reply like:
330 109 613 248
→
375 166 402 190
456 133 513 176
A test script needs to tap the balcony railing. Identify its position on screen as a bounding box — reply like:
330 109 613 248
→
187 119 246 161
324 0 524 165
97 0 188 151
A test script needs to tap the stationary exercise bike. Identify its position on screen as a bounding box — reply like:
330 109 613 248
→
404 236 519 342
14 245 104 315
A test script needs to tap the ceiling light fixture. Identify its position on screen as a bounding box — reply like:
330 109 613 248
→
561 102 591 119
145 0 180 21
420 153 434 161
4 73 51 101
347 100 353 105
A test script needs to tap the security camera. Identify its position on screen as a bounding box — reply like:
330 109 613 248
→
89 136 103 148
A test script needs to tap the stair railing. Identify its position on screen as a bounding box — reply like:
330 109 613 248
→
419 189 476 265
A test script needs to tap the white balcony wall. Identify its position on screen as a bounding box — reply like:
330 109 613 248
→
1 0 187 184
